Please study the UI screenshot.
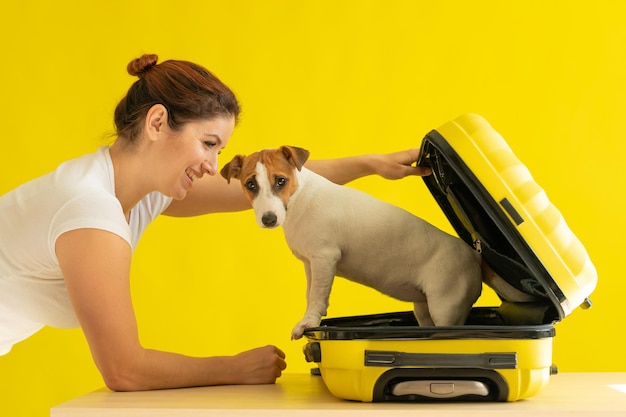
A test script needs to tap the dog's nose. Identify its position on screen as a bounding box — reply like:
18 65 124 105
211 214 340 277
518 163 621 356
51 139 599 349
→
262 212 278 228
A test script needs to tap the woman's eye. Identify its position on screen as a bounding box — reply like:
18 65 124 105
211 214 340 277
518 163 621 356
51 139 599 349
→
203 141 222 154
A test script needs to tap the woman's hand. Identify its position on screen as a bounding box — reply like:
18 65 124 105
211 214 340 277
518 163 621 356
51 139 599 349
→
228 345 287 384
370 148 432 180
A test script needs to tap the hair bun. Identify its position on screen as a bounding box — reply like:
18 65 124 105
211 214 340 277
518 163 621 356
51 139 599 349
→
127 54 159 77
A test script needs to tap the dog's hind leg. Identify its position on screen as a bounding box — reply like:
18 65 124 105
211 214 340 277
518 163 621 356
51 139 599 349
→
425 276 482 326
413 300 435 327
427 300 472 326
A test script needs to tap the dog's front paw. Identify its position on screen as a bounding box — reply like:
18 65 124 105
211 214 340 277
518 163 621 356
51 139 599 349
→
291 317 321 340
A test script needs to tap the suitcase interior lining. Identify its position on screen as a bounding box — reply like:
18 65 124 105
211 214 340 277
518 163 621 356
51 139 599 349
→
305 308 556 341
316 305 555 329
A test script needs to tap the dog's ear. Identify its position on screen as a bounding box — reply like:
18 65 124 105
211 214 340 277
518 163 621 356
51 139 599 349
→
220 155 245 183
280 146 310 171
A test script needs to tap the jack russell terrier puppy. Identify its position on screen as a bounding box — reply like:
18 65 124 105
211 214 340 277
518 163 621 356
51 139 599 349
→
221 146 533 340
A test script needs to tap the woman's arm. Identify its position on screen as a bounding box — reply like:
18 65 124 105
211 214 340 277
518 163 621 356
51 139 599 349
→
305 148 431 184
164 148 431 217
56 228 286 391
164 174 251 217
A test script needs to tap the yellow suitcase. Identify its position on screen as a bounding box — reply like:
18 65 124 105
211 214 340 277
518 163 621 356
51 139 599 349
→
303 114 597 402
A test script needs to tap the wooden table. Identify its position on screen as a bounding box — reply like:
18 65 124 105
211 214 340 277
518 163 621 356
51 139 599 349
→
51 372 626 416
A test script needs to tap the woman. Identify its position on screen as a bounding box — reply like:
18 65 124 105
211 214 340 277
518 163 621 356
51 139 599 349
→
0 54 431 391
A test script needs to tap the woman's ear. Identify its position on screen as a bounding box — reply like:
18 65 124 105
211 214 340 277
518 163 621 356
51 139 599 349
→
145 104 168 141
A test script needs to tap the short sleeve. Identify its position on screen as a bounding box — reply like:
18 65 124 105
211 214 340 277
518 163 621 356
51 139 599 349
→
49 190 132 252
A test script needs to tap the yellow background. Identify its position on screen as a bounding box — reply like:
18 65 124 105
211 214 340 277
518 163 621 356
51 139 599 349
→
1 1 624 415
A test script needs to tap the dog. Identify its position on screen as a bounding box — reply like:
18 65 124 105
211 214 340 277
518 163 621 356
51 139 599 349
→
221 146 534 340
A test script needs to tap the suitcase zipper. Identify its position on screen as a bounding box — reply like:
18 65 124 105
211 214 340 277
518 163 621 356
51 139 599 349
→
474 239 482 253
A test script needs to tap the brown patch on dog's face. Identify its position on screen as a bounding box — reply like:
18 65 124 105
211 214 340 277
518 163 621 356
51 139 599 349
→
239 150 300 207
221 146 309 206
266 150 302 207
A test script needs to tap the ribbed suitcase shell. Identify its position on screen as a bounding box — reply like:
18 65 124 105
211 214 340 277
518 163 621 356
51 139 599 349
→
303 114 597 402
430 114 596 317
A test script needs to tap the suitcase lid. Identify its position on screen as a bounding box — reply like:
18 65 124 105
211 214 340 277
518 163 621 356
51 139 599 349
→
417 114 597 321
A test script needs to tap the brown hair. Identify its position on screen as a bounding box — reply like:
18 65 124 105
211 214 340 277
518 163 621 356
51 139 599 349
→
114 54 240 143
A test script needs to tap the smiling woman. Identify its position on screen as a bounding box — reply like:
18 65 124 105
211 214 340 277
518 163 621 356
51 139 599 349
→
0 53 429 393
0 54 287 391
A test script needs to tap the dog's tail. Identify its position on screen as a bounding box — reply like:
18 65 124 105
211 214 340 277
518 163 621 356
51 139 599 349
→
481 259 537 302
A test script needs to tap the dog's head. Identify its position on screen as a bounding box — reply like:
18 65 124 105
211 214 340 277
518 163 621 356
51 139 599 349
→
221 146 310 228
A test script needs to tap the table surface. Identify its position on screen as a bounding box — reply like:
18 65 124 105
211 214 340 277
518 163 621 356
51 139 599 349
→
51 372 626 416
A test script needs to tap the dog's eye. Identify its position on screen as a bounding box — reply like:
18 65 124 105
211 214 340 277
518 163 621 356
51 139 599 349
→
275 177 287 189
245 179 258 192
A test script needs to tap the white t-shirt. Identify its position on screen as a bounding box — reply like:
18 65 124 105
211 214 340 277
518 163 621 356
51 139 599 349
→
0 147 173 355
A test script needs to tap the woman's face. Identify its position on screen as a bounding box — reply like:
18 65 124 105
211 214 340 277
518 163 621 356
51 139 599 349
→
160 116 235 200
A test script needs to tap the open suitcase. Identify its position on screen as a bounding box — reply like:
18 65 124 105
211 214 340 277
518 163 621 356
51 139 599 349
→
302 114 597 402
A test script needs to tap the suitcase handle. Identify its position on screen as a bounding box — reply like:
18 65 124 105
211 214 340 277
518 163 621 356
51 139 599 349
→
372 367 510 402
390 379 490 398
365 350 517 370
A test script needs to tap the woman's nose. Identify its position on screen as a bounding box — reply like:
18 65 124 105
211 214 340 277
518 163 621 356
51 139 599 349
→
202 154 218 176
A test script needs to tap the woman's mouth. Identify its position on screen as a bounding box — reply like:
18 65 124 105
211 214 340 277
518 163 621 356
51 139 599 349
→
186 168 199 184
